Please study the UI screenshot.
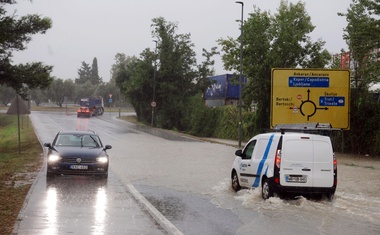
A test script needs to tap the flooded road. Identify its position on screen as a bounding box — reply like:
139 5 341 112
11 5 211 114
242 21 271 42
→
15 111 380 234
15 172 165 234
14 112 168 235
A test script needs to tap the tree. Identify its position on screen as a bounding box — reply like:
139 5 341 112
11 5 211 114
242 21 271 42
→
74 80 97 104
342 0 380 91
0 0 53 98
96 80 122 107
0 84 15 106
111 53 138 95
47 78 75 107
29 88 48 106
151 17 199 129
120 48 156 124
218 1 331 132
75 62 92 85
75 58 102 85
339 0 380 154
90 57 102 85
115 17 216 130
111 53 138 108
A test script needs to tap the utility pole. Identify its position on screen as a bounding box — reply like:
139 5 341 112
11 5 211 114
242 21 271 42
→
236 1 244 148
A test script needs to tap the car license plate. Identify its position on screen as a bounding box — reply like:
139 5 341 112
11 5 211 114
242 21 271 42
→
285 175 307 183
70 165 88 170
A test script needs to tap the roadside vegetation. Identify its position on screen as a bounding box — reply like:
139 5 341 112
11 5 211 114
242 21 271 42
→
2 0 380 159
0 114 43 235
1 0 380 233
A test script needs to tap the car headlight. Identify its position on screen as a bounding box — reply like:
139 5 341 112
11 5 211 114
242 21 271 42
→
97 156 108 164
48 153 61 162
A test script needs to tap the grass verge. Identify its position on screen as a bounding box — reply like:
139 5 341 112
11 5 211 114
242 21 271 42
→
0 114 43 235
118 115 137 123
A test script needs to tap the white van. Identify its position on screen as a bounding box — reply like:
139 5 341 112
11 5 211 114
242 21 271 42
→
231 131 337 199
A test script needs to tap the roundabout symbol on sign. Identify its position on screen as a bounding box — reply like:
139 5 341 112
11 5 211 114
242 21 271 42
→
289 89 328 121
299 89 328 121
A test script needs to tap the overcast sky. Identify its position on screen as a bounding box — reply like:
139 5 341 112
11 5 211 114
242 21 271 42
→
8 0 351 82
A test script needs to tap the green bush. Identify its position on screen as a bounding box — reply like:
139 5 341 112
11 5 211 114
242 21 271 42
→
187 97 257 141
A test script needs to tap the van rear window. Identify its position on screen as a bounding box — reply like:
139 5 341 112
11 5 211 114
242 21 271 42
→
283 138 333 163
283 139 313 162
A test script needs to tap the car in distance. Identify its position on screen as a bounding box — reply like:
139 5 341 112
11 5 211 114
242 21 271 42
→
77 106 91 118
44 130 112 179
231 131 337 200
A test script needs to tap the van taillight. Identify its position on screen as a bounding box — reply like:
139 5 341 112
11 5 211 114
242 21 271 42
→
333 155 337 171
275 149 281 168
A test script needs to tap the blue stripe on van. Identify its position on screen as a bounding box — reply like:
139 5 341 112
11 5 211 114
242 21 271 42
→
253 134 275 188
264 166 269 175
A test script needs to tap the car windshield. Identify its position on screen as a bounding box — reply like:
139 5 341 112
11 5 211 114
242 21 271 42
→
55 134 102 147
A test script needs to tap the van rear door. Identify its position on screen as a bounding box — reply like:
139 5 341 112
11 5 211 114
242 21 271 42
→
312 136 334 187
280 135 314 187
280 134 334 188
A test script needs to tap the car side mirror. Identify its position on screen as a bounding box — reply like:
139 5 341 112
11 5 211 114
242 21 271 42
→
235 149 243 157
44 143 52 148
104 145 112 150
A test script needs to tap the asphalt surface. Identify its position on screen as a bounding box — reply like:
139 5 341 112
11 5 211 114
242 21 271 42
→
12 111 189 235
11 111 241 235
12 111 379 235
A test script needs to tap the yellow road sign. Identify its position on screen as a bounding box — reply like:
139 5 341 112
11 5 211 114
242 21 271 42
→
271 68 350 129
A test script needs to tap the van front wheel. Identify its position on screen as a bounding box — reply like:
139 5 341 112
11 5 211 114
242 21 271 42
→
262 178 273 200
231 171 241 192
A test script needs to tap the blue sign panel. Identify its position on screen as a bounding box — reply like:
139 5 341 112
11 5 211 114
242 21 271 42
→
319 96 345 106
205 75 227 99
289 77 329 88
109 98 112 103
205 74 246 100
226 74 246 98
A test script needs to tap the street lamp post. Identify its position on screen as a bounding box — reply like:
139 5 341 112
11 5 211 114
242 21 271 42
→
151 40 158 127
236 1 244 148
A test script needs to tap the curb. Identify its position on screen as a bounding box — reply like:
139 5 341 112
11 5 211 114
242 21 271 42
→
12 125 47 235
125 183 184 235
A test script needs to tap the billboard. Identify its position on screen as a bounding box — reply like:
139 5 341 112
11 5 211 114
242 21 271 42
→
205 75 227 99
204 74 245 100
271 69 350 129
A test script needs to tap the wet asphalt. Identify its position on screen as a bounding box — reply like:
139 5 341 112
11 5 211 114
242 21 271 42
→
13 172 167 235
7 110 380 235
12 111 185 235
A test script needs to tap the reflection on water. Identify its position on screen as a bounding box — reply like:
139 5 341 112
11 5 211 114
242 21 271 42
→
93 187 107 235
44 187 57 235
44 176 108 235
77 117 89 131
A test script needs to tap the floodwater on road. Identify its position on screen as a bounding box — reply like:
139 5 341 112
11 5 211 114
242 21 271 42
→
18 111 380 235
206 154 380 235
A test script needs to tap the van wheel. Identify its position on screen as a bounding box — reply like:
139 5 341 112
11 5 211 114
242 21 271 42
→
326 193 334 202
262 178 273 200
231 171 241 192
